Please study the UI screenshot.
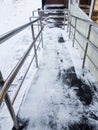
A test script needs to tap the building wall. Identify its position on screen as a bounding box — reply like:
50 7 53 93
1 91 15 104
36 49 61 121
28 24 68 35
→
70 5 98 83
94 0 98 10
46 0 65 4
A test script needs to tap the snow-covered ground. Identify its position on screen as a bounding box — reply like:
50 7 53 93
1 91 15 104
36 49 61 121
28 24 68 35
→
0 0 41 129
0 0 41 79
1 24 98 130
0 1 98 130
18 27 82 130
17 27 98 130
0 0 41 34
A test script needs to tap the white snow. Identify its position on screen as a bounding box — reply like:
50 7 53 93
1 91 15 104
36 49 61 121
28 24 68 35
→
0 1 98 130
0 0 41 34
17 26 98 130
18 27 84 130
0 0 41 130
0 0 41 79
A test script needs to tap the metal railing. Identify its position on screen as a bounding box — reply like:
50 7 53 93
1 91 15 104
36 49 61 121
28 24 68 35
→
32 8 68 17
1 8 98 130
32 9 68 29
0 8 67 130
0 16 44 129
68 11 98 70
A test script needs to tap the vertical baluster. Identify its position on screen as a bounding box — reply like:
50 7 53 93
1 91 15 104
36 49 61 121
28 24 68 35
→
82 24 92 68
5 93 19 130
31 24 38 68
73 17 77 47
40 19 44 48
67 11 70 32
69 13 72 39
0 71 19 130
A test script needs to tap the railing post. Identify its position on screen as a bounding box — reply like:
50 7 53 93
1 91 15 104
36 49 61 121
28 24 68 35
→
67 10 70 32
0 71 19 130
5 93 19 130
0 71 4 85
82 24 92 68
32 11 34 17
64 10 66 29
69 13 72 39
31 24 39 68
37 20 41 46
38 20 40 33
73 17 77 47
40 19 44 48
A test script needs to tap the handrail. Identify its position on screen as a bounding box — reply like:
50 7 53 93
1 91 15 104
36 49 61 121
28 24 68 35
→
32 8 68 17
68 12 98 52
0 17 43 103
0 17 41 44
0 10 67 105
69 12 98 28
0 16 44 129
0 26 43 104
70 23 98 52
68 10 98 70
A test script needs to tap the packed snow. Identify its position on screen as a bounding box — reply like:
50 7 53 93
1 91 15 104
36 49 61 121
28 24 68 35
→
0 1 98 130
18 27 83 130
17 26 98 130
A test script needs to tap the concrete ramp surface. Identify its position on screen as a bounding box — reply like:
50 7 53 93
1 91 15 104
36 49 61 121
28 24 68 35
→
18 27 98 130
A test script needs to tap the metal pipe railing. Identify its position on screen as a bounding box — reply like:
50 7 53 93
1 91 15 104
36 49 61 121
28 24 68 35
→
70 14 98 28
32 9 68 17
0 17 41 44
74 38 98 71
0 19 43 104
0 8 68 128
70 23 98 53
32 8 68 28
0 16 44 130
68 10 98 71
12 27 44 105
